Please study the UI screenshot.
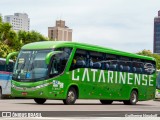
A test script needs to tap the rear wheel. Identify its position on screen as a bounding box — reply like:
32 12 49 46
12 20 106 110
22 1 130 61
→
100 100 113 104
0 88 3 99
123 90 138 105
63 87 77 105
34 98 46 104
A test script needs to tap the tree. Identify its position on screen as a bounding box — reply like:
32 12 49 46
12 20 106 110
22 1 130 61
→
137 49 160 69
0 16 3 41
17 30 48 45
152 54 160 70
1 22 12 43
137 49 152 56
17 30 27 45
0 17 49 58
0 42 14 58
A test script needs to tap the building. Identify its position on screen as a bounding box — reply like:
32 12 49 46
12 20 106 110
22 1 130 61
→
48 20 72 41
4 13 30 32
154 10 160 53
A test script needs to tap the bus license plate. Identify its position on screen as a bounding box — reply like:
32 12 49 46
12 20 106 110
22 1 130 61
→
22 92 28 96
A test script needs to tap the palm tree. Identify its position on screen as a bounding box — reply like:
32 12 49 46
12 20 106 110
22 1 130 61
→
1 22 12 44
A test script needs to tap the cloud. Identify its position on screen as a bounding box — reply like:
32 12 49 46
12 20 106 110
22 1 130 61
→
0 0 160 52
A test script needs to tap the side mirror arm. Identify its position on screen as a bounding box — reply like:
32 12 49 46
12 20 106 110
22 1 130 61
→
45 51 63 65
6 52 19 64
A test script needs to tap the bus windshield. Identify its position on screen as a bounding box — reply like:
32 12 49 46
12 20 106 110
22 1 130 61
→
12 50 52 82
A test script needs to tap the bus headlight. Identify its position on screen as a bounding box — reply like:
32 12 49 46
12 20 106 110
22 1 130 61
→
35 83 49 89
12 84 15 88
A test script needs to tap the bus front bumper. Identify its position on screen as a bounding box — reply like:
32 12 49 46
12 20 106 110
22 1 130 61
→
11 85 48 98
155 90 160 99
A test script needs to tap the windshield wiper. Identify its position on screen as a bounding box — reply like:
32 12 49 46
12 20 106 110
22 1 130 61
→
16 60 26 80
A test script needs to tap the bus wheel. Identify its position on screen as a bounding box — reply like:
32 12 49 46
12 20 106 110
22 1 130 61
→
100 100 113 104
63 87 77 105
0 88 3 99
123 90 138 105
34 98 46 104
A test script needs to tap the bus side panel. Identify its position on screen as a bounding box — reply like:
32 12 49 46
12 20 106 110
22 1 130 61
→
67 68 132 100
11 69 156 100
66 68 156 101
0 72 12 95
45 73 70 99
146 74 156 100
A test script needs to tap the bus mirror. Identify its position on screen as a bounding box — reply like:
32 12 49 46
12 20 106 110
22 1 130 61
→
45 51 63 65
6 52 19 65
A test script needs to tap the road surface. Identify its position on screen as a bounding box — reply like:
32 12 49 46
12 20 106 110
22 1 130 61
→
0 99 160 117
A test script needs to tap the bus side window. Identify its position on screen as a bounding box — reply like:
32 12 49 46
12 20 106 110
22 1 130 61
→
118 56 131 72
132 61 143 74
106 63 110 70
75 59 86 68
144 61 156 75
105 54 118 71
50 48 72 77
70 49 87 70
89 51 103 69
0 60 6 71
119 61 131 72
109 61 118 71
6 62 14 72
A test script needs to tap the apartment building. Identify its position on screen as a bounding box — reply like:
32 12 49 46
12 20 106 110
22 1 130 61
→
48 20 72 41
4 13 30 32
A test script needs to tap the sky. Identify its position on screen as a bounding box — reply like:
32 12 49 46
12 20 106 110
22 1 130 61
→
0 0 160 53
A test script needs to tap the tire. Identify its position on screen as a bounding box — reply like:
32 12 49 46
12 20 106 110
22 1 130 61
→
34 98 46 104
100 100 113 104
123 90 138 105
0 88 4 99
63 87 77 105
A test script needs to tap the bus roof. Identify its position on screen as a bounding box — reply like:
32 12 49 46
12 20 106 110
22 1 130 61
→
21 41 155 61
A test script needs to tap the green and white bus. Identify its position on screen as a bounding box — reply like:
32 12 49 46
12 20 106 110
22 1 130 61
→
6 41 156 105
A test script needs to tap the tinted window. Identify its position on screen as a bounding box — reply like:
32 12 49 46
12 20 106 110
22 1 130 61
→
119 61 131 72
132 61 143 74
0 60 6 71
70 49 156 75
50 48 72 77
89 51 103 69
6 62 14 72
104 54 118 71
70 49 87 70
143 61 156 75
0 60 14 72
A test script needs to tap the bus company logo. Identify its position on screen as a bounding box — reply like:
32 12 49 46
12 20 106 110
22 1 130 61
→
53 80 64 88
72 68 154 86
144 63 155 73
23 87 26 90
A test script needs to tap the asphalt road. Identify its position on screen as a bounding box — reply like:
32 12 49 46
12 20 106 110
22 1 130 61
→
0 99 160 117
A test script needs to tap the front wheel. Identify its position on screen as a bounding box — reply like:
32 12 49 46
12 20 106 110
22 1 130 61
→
34 98 46 104
63 87 77 105
123 90 138 105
